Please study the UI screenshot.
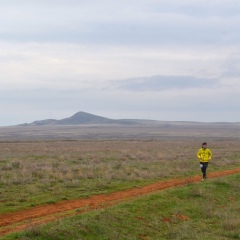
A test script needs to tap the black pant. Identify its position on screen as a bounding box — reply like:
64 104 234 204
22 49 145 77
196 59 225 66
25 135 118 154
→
200 162 208 179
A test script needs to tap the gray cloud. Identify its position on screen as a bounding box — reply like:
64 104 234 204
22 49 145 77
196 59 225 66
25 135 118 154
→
111 75 219 91
0 0 240 125
1 78 239 126
0 0 239 46
149 1 240 18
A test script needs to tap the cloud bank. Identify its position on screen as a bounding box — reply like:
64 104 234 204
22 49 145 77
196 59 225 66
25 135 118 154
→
0 0 239 125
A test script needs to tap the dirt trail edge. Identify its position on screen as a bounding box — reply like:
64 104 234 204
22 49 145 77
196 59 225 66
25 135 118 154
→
1 168 240 237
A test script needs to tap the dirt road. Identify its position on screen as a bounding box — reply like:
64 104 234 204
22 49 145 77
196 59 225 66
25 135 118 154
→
1 168 240 237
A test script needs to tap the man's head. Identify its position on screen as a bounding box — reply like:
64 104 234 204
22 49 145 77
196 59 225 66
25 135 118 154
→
202 142 207 149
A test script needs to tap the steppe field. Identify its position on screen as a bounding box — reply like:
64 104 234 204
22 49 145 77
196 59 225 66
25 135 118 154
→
0 124 240 239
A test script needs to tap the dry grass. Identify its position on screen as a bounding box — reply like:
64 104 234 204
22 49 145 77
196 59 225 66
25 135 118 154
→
0 139 240 213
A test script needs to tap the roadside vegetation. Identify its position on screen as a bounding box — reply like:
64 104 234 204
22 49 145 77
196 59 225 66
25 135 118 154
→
0 139 240 215
4 174 240 240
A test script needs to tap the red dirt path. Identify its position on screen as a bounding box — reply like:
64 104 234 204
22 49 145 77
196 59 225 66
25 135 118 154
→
1 168 240 237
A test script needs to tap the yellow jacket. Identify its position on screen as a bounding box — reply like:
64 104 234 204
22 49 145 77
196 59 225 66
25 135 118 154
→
197 148 212 162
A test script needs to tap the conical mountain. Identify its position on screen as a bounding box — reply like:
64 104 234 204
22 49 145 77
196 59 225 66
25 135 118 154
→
22 111 142 126
56 111 114 125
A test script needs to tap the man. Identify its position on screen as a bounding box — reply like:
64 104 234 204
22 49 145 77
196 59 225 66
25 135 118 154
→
197 142 212 181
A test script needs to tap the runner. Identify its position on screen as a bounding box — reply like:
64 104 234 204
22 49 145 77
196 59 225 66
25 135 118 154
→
197 142 212 181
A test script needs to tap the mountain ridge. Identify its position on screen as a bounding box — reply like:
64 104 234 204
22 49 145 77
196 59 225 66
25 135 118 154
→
20 111 145 126
19 111 240 126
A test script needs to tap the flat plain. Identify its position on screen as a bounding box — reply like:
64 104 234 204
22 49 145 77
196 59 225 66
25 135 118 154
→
0 123 240 239
0 121 240 141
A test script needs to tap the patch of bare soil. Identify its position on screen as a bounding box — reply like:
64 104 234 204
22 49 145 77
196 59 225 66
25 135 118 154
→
1 168 240 237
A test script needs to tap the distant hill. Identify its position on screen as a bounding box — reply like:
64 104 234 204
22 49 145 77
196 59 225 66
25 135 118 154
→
19 111 240 127
21 111 144 126
56 112 114 125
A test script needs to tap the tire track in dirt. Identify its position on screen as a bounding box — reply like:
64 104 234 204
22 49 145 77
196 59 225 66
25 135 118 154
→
1 168 240 237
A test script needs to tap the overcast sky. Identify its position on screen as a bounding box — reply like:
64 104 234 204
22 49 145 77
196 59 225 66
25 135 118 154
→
1 0 240 126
